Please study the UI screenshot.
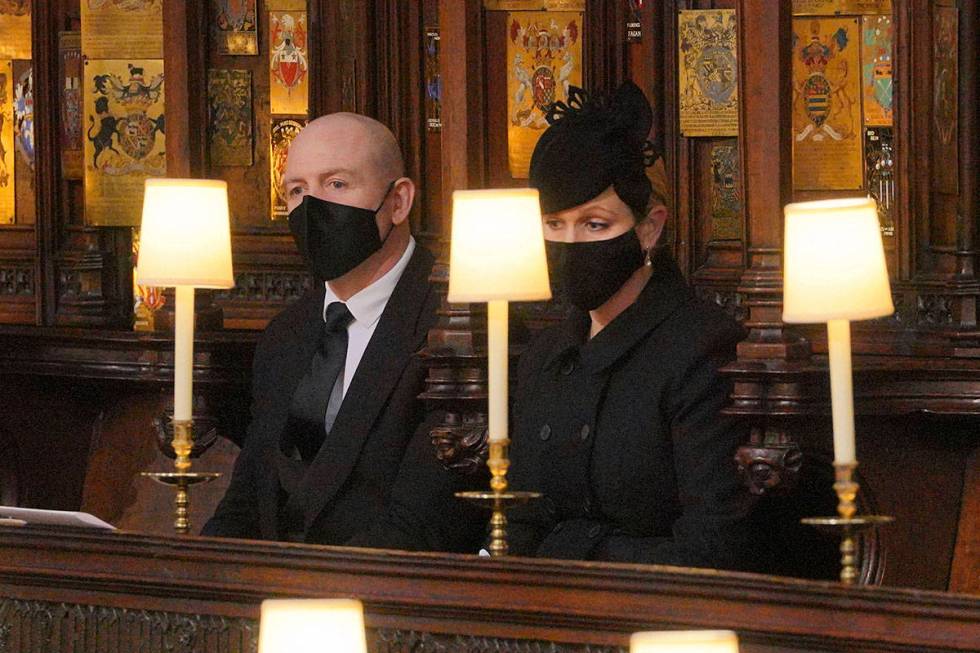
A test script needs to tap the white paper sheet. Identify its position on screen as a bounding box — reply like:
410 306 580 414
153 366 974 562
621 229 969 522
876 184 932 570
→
0 506 116 530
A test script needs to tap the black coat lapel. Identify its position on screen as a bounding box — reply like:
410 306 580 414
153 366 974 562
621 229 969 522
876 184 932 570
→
299 246 436 529
260 284 326 538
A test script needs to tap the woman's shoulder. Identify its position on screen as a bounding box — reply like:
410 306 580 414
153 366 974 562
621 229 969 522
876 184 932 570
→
656 292 746 359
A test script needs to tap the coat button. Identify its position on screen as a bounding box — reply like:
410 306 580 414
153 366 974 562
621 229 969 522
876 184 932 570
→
552 522 564 534
579 424 590 441
588 525 602 538
539 424 552 441
560 359 576 375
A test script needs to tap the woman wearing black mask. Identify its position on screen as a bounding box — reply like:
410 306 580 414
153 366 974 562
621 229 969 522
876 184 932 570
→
506 82 759 572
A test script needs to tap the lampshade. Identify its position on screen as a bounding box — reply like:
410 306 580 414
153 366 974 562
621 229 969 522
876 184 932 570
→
258 599 367 653
136 178 235 288
630 630 739 653
782 197 893 323
447 188 551 303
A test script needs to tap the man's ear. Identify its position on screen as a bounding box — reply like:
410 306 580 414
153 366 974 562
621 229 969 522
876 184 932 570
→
390 177 416 226
636 203 668 251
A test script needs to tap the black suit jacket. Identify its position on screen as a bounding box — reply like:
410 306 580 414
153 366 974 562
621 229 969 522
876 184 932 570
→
203 245 485 552
507 248 759 571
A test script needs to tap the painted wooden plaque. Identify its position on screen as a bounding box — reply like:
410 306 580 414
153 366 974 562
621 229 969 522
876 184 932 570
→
208 69 253 167
269 9 309 116
0 0 31 60
710 140 742 241
60 32 84 179
83 59 165 227
506 10 582 179
861 15 893 127
793 0 891 14
678 9 739 137
485 1 586 10
81 0 163 60
792 17 863 190
0 60 14 224
214 0 258 55
270 118 306 220
424 28 442 131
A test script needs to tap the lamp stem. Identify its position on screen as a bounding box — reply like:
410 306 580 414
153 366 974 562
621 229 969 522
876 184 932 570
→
487 300 508 444
173 285 196 423
826 318 856 465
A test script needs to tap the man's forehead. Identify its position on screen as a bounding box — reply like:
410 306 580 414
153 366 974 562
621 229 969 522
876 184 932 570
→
285 124 372 179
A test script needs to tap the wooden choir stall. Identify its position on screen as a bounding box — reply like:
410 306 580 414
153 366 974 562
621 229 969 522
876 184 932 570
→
0 0 978 651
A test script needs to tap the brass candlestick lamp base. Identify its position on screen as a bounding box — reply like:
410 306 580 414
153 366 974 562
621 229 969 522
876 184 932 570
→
457 439 540 557
141 419 221 535
801 462 893 585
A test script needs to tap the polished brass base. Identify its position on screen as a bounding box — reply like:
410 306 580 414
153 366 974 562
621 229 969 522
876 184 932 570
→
801 462 893 584
456 490 541 557
142 471 221 535
456 438 540 556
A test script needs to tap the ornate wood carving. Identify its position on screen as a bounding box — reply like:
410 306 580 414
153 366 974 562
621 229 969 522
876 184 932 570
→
735 427 802 496
0 266 32 297
0 598 258 653
1 529 979 652
52 227 131 327
372 629 622 653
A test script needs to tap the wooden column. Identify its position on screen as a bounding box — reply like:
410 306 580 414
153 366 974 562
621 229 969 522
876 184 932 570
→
31 0 59 325
163 0 207 178
734 0 807 360
419 0 490 478
438 0 484 230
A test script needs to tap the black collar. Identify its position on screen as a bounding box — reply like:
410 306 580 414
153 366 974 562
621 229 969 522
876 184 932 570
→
543 248 692 374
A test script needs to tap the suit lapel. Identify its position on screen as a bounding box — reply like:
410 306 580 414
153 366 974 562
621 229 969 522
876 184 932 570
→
259 285 325 538
299 246 435 530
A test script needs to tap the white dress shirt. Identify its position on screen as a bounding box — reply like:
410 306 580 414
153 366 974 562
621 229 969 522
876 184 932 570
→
323 236 417 397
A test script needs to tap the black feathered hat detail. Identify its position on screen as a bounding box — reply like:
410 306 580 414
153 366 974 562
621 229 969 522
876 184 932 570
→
529 81 660 216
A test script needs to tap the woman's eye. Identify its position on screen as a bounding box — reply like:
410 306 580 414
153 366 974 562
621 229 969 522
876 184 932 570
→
584 220 608 231
544 219 563 230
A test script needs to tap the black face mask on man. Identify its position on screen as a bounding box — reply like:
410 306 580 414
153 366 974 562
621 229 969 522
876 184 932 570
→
545 229 645 312
287 182 395 281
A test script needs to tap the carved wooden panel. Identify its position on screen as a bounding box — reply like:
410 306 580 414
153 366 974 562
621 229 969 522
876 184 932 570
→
0 598 259 653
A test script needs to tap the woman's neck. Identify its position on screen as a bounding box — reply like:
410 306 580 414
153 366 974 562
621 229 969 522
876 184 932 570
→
588 264 652 338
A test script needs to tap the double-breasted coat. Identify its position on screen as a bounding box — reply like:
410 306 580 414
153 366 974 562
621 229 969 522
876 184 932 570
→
507 248 757 571
202 245 485 552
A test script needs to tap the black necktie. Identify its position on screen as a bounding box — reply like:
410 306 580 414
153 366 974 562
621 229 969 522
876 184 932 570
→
287 301 354 461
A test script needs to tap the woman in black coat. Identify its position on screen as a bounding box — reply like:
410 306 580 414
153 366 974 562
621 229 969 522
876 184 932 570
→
507 83 758 571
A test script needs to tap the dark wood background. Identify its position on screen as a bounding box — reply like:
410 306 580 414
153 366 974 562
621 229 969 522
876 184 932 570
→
0 0 977 596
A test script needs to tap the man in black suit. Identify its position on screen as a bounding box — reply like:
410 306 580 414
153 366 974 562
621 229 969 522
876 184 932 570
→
203 113 483 551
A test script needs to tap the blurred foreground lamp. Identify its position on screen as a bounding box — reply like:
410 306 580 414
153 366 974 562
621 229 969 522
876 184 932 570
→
448 188 551 556
137 179 235 534
631 630 739 653
783 197 894 584
259 599 366 653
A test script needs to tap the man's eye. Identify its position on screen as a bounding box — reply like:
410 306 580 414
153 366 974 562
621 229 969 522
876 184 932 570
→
328 179 347 190
288 187 304 197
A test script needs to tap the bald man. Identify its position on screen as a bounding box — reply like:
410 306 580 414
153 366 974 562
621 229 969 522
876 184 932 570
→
203 114 485 551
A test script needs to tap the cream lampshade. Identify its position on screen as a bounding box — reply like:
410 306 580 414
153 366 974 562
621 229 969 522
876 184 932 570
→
447 188 551 303
136 178 235 289
630 630 739 653
782 196 893 324
448 188 551 446
781 196 893 466
136 178 235 424
258 599 367 653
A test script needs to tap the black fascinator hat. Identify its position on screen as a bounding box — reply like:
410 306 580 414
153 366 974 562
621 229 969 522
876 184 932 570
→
529 81 659 216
